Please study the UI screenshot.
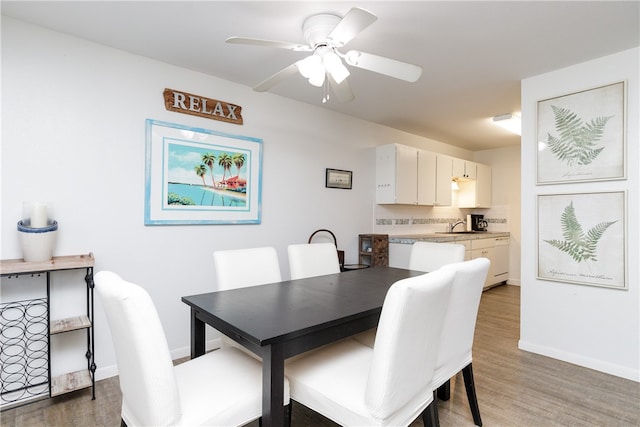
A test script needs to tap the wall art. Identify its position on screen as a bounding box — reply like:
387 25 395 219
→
325 168 352 189
145 119 262 225
536 81 625 184
537 191 626 289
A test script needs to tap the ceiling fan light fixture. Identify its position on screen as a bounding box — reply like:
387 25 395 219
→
308 69 326 87
493 113 521 135
322 51 350 84
297 55 322 78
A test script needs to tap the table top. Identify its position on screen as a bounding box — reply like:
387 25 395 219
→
182 266 423 347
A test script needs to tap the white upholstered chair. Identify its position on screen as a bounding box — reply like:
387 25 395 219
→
213 246 282 291
287 242 341 280
432 257 490 426
409 241 466 272
95 271 290 427
353 241 465 347
213 246 282 354
285 268 454 427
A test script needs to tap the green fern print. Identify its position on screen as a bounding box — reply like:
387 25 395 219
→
545 105 613 166
544 201 617 263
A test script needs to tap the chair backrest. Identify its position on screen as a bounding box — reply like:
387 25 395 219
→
287 242 341 279
364 268 454 420
95 271 181 426
213 246 282 291
409 241 466 272
433 258 490 385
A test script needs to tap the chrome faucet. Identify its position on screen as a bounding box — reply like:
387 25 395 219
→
449 220 466 232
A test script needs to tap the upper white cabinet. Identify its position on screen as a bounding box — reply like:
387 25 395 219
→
435 154 453 206
452 158 477 180
376 144 489 207
457 163 492 208
376 144 452 206
376 144 418 204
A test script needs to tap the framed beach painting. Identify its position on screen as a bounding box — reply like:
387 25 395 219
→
145 119 262 225
536 81 626 184
537 191 626 289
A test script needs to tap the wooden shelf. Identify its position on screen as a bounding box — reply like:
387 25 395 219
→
0 253 94 276
50 315 92 335
51 370 92 397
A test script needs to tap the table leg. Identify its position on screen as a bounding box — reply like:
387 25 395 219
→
262 343 285 427
190 308 205 359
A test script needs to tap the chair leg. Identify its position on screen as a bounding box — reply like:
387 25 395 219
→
285 402 292 427
422 391 440 427
437 379 451 401
462 363 482 426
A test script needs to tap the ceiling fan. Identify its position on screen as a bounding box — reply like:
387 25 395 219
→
226 7 423 103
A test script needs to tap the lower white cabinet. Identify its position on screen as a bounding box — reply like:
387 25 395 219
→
389 237 509 289
465 238 509 288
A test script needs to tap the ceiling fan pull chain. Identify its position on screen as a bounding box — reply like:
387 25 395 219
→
322 76 330 103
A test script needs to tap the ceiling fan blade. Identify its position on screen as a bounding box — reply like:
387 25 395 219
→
328 7 377 47
327 74 355 103
253 63 299 92
344 50 423 82
226 36 311 51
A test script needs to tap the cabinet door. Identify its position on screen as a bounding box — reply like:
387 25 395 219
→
470 246 494 287
395 144 418 204
435 155 452 206
375 144 417 204
417 149 436 205
452 159 477 180
476 163 492 208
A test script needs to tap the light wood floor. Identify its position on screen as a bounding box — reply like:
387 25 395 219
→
2 285 638 426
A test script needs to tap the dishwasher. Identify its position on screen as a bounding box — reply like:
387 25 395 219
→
492 237 510 283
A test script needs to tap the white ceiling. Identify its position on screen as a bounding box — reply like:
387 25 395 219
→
2 1 638 151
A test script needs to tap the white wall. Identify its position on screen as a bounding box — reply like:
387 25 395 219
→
0 17 467 380
520 48 639 381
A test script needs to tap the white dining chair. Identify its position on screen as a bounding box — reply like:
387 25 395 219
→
287 242 341 279
213 246 282 290
432 257 490 426
353 241 465 347
95 271 290 427
285 267 454 427
213 246 282 354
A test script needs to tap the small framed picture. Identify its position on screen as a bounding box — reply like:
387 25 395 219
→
325 168 352 189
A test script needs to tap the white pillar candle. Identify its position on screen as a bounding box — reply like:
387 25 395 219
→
31 203 48 227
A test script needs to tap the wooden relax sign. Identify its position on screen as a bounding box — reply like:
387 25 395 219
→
163 88 243 125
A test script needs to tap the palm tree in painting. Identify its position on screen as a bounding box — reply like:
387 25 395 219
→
194 164 207 186
232 153 245 177
201 153 216 187
218 153 233 183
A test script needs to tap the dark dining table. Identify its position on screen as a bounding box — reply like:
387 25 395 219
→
181 266 424 427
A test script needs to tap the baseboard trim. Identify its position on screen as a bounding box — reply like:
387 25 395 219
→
518 339 639 382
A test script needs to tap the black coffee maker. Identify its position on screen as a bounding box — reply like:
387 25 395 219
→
470 214 488 231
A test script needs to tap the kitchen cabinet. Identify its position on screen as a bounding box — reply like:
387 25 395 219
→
389 235 509 289
0 254 96 410
466 238 509 288
452 158 477 180
457 163 492 208
376 144 418 204
376 144 451 206
417 150 452 206
434 154 453 206
358 234 388 267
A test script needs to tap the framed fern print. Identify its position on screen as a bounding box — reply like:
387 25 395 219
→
536 82 625 184
537 192 626 289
